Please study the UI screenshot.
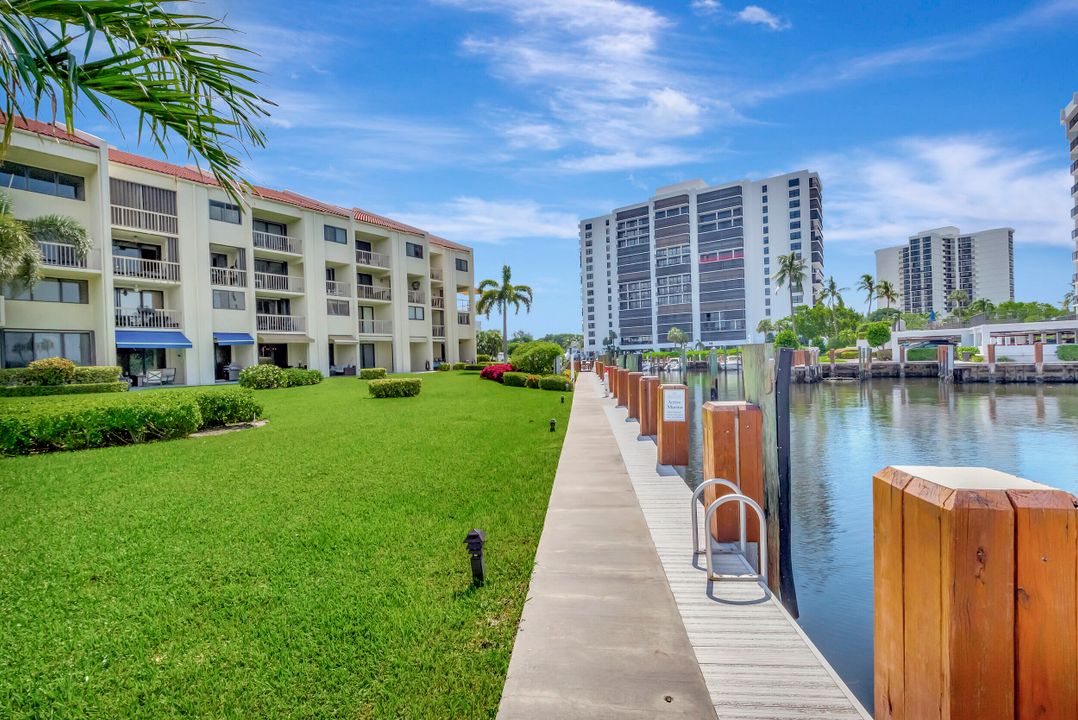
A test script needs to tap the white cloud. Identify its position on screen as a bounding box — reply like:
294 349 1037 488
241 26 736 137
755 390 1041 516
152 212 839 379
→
805 135 1073 250
691 0 722 15
736 5 790 31
557 146 701 173
393 197 581 244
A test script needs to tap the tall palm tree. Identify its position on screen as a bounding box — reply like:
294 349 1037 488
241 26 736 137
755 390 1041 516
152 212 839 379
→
947 288 968 314
772 252 806 337
967 298 995 317
0 0 272 200
476 265 533 356
0 193 89 286
876 280 898 310
857 274 876 317
819 276 847 341
1063 290 1074 315
755 318 774 338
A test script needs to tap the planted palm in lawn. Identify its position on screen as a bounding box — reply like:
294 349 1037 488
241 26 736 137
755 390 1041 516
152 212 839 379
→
0 374 571 718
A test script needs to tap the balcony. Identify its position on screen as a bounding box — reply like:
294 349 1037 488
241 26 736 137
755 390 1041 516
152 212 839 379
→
358 319 393 335
432 324 446 338
407 290 425 304
253 230 301 255
357 285 391 302
111 205 178 235
355 249 390 269
39 241 99 271
210 267 247 287
115 307 183 329
326 279 351 297
457 312 471 325
254 272 304 294
113 256 181 282
431 296 445 309
430 267 443 281
256 314 305 332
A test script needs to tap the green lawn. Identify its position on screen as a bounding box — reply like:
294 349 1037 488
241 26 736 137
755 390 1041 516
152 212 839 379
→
0 374 572 719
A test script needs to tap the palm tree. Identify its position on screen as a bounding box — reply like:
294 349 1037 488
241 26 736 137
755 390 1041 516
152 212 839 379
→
476 265 533 356
0 1 272 200
755 318 774 339
876 280 898 310
819 276 847 341
772 252 806 337
0 194 89 286
947 288 968 314
967 298 995 317
857 274 876 317
1063 290 1075 315
667 326 688 352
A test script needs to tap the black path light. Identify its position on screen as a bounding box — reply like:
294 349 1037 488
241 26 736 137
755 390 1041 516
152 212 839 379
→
549 418 556 432
464 529 486 586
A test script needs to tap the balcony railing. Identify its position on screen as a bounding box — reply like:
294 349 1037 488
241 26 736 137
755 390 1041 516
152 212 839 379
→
256 314 305 332
407 290 425 304
112 255 181 282
111 205 178 235
358 319 393 335
431 296 445 309
253 230 301 255
39 241 99 270
430 268 443 281
355 249 390 268
326 279 351 297
210 267 247 287
357 284 391 301
457 300 471 312
432 324 446 338
115 307 183 328
254 272 304 293
457 312 471 325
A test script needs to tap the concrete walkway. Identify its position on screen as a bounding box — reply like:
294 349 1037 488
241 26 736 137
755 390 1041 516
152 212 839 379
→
497 373 718 719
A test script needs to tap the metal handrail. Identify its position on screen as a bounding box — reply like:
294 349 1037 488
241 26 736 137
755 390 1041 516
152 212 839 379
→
703 494 767 583
691 478 745 555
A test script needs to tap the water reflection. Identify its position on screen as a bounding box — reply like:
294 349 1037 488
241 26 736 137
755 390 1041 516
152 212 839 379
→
668 371 1078 712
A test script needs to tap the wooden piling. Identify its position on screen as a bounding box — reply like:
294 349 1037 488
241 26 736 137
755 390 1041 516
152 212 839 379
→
701 401 764 543
656 384 688 466
626 372 643 420
639 376 659 437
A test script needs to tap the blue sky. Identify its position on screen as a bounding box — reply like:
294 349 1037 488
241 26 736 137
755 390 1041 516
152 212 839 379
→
84 0 1078 334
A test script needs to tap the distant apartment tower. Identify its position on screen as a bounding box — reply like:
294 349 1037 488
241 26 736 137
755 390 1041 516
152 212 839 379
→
578 171 823 353
874 227 1014 315
1064 92 1078 299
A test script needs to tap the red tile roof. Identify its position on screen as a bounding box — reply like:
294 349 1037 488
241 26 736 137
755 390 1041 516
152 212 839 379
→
427 234 471 253
352 207 425 237
4 116 98 148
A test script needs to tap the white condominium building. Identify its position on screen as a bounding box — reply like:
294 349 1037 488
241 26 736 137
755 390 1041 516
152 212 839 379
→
874 226 1014 316
578 171 823 353
1064 92 1078 299
0 118 477 383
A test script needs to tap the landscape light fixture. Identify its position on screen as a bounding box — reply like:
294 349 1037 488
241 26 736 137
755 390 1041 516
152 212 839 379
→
549 418 556 432
464 529 486 585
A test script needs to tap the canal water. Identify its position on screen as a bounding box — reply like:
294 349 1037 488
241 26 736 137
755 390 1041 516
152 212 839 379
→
669 370 1078 713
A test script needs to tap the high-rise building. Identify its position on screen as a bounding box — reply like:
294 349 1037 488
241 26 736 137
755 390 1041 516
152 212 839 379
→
874 227 1014 315
1063 92 1078 301
0 118 477 382
578 171 823 353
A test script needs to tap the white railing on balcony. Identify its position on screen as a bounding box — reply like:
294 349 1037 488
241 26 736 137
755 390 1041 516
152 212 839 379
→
327 298 351 316
254 272 304 293
431 296 445 309
430 268 443 281
357 285 391 301
326 279 351 297
457 299 471 312
256 314 305 332
457 312 471 325
111 205 178 235
358 319 393 335
115 307 183 328
38 241 99 270
407 290 425 304
112 255 181 282
253 230 301 255
432 325 446 338
210 267 247 287
355 249 390 268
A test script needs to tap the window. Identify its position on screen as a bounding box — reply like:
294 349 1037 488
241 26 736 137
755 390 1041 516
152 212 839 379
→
656 244 691 268
212 290 245 310
789 199 801 208
762 185 768 192
209 200 241 224
618 280 651 310
790 221 801 230
0 161 84 200
4 278 87 303
788 178 800 187
327 299 350 316
790 210 801 219
406 242 424 259
656 273 691 306
791 231 802 240
455 258 469 272
324 225 347 244
408 305 425 320
789 189 800 198
2 330 92 367
254 218 287 236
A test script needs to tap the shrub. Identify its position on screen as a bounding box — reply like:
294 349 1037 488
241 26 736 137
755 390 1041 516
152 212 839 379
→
280 368 323 387
509 341 563 375
539 375 571 391
0 382 127 397
1057 344 1078 362
503 371 527 387
997 356 1015 363
451 362 468 371
187 388 263 427
865 321 891 348
477 354 491 362
525 374 540 389
874 349 893 361
836 350 859 360
437 363 452 371
480 363 513 382
239 364 283 389
906 347 937 361
774 329 799 349
359 367 388 380
462 363 489 371
956 345 979 356
73 366 122 384
26 357 77 386
368 378 422 398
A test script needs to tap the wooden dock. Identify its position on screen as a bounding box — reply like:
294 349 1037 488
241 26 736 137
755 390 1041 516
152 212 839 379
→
594 373 870 720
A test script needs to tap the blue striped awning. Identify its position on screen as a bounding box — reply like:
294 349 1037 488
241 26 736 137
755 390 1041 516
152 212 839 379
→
115 330 192 349
213 332 255 346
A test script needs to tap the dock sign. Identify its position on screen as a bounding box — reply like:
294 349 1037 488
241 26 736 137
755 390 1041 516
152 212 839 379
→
662 388 686 422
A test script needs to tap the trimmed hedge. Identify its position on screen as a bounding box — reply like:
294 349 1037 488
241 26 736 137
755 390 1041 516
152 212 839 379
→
1058 344 1078 362
502 372 527 387
524 375 540 389
368 378 422 398
509 341 563 375
240 365 323 389
190 388 263 427
452 362 468 370
539 375 572 392
0 382 127 397
0 364 123 387
436 363 453 372
906 347 937 362
476 354 491 362
26 357 76 385
280 368 323 387
359 368 388 380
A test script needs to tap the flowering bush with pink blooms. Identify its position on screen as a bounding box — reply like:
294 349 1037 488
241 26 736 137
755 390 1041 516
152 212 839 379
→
479 363 513 383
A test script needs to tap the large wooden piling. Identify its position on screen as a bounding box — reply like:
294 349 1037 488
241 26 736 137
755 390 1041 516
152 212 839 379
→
656 384 688 467
701 401 764 543
639 376 659 437
873 466 1077 720
626 371 643 420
